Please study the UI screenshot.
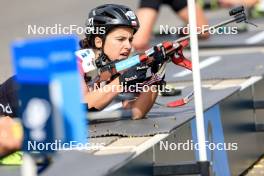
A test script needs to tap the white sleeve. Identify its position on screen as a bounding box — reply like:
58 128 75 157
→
75 49 97 73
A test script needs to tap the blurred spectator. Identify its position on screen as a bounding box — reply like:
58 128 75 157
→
218 0 259 8
133 0 209 51
0 75 22 158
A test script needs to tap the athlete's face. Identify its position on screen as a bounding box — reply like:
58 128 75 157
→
103 27 133 61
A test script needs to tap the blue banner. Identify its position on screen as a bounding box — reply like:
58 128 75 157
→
12 35 87 153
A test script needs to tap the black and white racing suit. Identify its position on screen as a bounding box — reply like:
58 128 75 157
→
0 76 19 117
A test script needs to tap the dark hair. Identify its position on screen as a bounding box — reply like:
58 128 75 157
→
79 34 105 49
79 38 89 49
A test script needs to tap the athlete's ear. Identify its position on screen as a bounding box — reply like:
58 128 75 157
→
94 36 103 48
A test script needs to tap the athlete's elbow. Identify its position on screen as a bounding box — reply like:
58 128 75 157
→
199 32 210 40
131 109 146 120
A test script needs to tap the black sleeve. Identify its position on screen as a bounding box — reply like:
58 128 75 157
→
139 0 187 13
164 0 188 12
138 0 162 11
0 76 19 117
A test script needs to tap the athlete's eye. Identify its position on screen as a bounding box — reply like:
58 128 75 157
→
116 37 125 41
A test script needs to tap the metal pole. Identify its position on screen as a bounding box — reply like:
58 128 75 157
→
187 0 207 161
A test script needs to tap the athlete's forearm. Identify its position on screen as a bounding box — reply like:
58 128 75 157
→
128 86 158 120
83 77 122 110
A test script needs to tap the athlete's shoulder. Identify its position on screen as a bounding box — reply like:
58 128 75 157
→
75 49 95 60
75 49 97 73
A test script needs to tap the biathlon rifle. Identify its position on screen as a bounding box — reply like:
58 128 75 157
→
94 6 254 107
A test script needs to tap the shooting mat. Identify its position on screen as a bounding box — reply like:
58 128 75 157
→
89 86 239 137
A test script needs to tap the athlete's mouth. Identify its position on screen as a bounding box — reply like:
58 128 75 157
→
120 52 129 57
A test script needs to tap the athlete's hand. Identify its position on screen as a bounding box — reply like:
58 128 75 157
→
0 116 23 156
151 45 167 73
